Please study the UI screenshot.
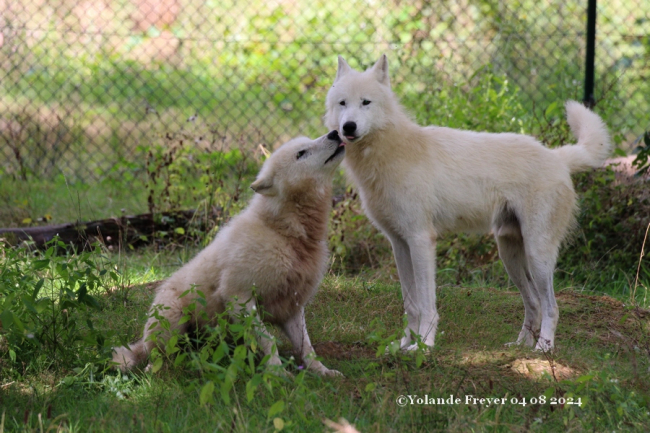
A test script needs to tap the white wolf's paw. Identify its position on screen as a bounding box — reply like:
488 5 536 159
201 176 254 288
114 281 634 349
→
401 343 432 354
505 331 536 347
534 338 554 353
505 339 530 347
383 340 403 356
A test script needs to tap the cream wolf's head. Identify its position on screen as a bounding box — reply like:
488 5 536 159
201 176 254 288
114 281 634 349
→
325 54 397 144
250 130 345 198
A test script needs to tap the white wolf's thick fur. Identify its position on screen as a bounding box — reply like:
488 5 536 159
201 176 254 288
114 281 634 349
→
113 132 346 375
326 55 611 351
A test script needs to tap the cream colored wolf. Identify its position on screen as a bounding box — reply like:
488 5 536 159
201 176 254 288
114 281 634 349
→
326 55 611 351
113 131 345 375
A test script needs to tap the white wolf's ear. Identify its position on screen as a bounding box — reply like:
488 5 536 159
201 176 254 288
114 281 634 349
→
250 175 277 196
335 56 352 82
371 54 390 87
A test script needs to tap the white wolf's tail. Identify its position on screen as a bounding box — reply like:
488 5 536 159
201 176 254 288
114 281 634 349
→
553 100 611 173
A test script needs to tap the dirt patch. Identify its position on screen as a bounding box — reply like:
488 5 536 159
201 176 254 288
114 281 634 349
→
546 291 650 357
313 341 376 361
510 358 576 381
458 350 514 366
557 291 626 309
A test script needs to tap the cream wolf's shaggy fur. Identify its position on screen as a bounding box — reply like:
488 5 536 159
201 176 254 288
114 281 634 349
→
113 132 346 375
325 55 611 351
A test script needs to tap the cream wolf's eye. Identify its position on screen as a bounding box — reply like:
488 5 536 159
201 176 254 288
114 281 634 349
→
296 150 307 159
362 99 371 106
339 100 346 106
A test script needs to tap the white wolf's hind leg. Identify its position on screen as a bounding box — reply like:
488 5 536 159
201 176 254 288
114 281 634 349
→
496 233 541 347
529 260 558 352
525 242 560 351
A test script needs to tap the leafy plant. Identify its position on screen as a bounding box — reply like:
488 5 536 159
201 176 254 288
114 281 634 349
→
0 240 116 370
365 316 430 370
632 130 650 177
142 121 260 245
548 367 650 430
141 290 310 430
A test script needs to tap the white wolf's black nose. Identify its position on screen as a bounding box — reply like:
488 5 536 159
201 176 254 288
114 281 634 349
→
327 130 341 142
342 121 357 135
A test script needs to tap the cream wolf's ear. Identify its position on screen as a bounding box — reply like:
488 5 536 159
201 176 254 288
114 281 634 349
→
371 54 390 87
336 55 352 82
250 174 277 196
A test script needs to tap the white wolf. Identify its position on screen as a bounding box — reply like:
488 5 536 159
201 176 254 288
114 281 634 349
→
325 55 611 351
113 131 346 376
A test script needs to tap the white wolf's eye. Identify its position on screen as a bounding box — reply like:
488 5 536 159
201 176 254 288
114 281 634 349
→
362 99 371 106
296 150 307 160
339 100 346 106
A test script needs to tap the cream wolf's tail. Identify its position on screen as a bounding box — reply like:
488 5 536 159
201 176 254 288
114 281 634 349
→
554 100 612 173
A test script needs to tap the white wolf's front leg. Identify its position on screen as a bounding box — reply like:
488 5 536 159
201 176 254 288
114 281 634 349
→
282 307 342 377
388 235 418 349
403 232 439 350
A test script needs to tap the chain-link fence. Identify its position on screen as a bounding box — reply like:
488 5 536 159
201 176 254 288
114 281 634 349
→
1 0 649 182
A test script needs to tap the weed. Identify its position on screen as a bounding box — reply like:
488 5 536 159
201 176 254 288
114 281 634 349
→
0 239 117 371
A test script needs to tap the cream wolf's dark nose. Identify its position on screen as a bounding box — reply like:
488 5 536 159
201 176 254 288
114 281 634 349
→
327 130 341 142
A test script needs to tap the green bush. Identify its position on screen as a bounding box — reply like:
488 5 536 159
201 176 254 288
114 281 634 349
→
559 168 650 285
0 240 116 370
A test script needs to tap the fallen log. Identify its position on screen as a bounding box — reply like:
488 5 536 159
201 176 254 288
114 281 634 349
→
0 210 208 250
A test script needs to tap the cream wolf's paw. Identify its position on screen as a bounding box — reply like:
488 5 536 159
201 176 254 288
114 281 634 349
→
112 340 147 372
111 346 138 372
262 362 294 378
319 367 344 378
304 359 343 377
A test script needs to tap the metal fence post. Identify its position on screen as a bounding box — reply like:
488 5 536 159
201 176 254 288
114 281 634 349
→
584 0 597 108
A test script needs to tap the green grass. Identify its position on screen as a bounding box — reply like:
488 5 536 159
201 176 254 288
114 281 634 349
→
2 253 649 432
0 176 149 227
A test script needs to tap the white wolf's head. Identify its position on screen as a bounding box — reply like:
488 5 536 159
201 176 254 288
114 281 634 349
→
325 54 397 145
250 130 345 198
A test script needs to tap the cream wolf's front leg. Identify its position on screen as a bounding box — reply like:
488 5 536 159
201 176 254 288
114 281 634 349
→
232 299 283 368
282 307 342 376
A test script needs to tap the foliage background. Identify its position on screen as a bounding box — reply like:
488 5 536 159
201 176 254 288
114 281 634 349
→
1 2 650 431
1 0 649 181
